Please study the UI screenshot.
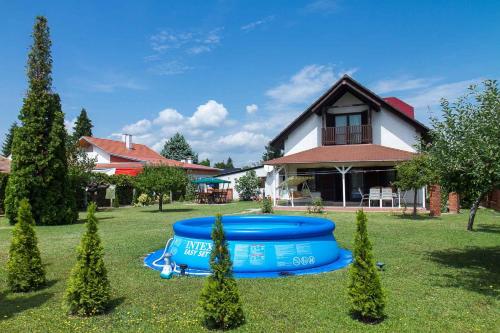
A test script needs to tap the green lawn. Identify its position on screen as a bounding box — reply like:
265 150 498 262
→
0 202 499 332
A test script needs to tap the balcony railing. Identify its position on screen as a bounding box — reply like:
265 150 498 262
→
322 125 372 145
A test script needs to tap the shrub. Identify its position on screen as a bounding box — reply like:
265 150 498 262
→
307 197 324 214
136 193 152 207
235 170 260 201
199 214 245 330
112 190 120 208
0 173 8 214
185 178 196 201
7 198 46 292
348 210 385 322
261 196 273 214
64 202 111 316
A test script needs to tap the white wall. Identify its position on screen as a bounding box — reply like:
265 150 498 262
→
372 107 420 152
217 167 268 200
284 113 322 155
327 92 367 114
85 145 111 163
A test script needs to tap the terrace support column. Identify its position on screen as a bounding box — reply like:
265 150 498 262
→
335 166 352 208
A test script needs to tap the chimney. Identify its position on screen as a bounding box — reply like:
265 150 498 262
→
123 134 133 149
187 156 193 164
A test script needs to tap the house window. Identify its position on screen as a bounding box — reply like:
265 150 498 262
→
334 114 362 144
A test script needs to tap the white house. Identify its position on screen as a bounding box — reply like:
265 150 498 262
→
216 166 268 200
263 75 429 208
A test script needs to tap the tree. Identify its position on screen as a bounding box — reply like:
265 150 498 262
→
72 108 93 141
348 210 385 322
5 16 76 225
235 170 260 201
426 80 500 230
213 161 227 169
199 158 211 167
64 202 111 316
7 198 46 292
394 154 435 218
225 157 234 169
213 157 235 169
199 214 245 329
135 165 188 211
262 142 283 161
161 133 198 163
2 122 18 156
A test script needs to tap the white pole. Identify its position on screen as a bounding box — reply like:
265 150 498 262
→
422 186 426 209
335 166 352 208
398 189 401 208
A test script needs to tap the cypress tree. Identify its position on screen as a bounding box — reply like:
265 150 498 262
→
64 202 111 316
1 122 18 156
199 214 245 330
7 198 46 292
348 210 386 322
72 108 93 140
5 16 76 225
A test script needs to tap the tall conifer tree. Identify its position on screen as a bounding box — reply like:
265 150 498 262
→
5 16 75 225
72 108 93 140
2 122 18 156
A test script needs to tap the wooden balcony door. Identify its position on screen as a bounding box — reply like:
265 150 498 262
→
334 114 362 144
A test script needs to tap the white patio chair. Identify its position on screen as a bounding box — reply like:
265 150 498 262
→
381 187 394 208
358 187 369 206
368 187 381 207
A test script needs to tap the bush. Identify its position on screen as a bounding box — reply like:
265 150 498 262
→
64 202 111 316
7 198 46 292
199 214 245 330
112 190 120 208
135 193 152 207
0 173 8 214
307 197 324 214
235 170 260 201
185 178 196 201
261 196 273 214
348 210 385 322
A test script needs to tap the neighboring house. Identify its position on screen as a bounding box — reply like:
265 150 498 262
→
0 155 11 174
78 135 220 177
264 75 428 208
216 166 267 200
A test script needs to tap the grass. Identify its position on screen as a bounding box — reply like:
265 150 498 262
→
0 202 499 332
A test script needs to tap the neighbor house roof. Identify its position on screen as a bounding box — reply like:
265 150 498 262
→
269 75 428 147
264 144 415 165
79 136 220 173
0 156 10 174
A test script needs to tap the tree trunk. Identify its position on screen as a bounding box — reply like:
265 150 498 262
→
159 194 163 212
467 193 484 231
412 189 418 218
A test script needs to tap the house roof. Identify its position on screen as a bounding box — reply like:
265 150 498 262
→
0 156 10 174
264 144 415 165
269 75 428 147
80 136 220 173
217 165 262 176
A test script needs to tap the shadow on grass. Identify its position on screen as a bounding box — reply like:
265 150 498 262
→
141 208 194 213
394 214 436 221
105 296 126 314
0 290 54 320
475 224 500 234
426 246 500 297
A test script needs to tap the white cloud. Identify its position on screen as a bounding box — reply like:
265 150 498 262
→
122 119 152 135
149 28 222 55
154 108 184 125
404 78 479 109
266 64 356 107
148 61 193 75
371 77 440 94
246 104 259 114
64 118 76 134
241 16 275 32
188 100 228 128
305 0 339 14
217 131 269 151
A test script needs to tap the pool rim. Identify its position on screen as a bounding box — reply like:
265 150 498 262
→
172 215 336 240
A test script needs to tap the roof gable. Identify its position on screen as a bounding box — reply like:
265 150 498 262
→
270 75 428 147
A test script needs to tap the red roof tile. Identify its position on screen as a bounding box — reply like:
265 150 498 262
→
264 144 415 165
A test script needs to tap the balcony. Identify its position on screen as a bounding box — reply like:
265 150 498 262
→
322 125 372 145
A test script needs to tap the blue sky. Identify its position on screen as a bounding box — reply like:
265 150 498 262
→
1 0 499 165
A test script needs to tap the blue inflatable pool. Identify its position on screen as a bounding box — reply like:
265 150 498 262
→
144 215 351 278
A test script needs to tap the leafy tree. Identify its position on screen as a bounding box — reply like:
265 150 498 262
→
64 202 111 316
135 165 188 211
235 170 260 201
199 214 245 330
426 80 500 230
348 210 385 322
262 142 283 161
2 122 18 156
72 108 93 141
161 132 198 163
199 158 211 167
5 16 75 225
213 161 227 169
7 198 46 292
394 154 436 218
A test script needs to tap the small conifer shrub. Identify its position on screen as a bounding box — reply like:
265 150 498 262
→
261 196 273 214
64 202 111 316
7 198 46 292
112 191 120 208
348 210 386 322
199 214 245 329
